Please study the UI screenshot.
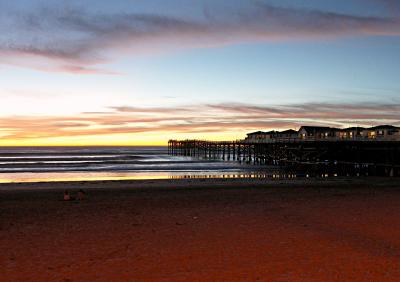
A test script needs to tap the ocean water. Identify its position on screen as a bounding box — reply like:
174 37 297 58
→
0 146 266 183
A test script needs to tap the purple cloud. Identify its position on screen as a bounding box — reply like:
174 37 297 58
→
0 2 399 74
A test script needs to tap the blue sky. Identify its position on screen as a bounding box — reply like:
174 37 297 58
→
0 0 399 145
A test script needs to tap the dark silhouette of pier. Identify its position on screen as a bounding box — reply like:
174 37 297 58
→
168 139 400 177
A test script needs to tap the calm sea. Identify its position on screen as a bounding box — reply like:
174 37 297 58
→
0 146 267 183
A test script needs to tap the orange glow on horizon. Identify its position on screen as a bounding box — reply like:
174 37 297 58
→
0 131 247 146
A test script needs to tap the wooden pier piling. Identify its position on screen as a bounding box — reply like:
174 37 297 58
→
168 139 400 177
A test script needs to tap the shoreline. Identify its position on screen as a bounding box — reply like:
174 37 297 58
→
1 176 399 192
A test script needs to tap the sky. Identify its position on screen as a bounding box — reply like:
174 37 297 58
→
0 0 399 145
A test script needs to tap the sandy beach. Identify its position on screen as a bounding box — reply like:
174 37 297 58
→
1 177 400 281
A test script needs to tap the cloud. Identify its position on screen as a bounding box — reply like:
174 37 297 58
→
0 102 399 142
376 0 400 14
1 2 399 73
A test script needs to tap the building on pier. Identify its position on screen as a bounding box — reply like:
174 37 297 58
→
244 125 400 142
298 126 339 140
276 129 298 140
364 125 400 140
245 131 278 142
337 127 365 140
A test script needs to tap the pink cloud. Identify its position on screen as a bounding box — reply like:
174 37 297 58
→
0 102 399 141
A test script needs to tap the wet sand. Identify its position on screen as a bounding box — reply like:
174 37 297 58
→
1 177 400 281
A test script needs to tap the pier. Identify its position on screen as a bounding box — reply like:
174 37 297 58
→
168 139 400 177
